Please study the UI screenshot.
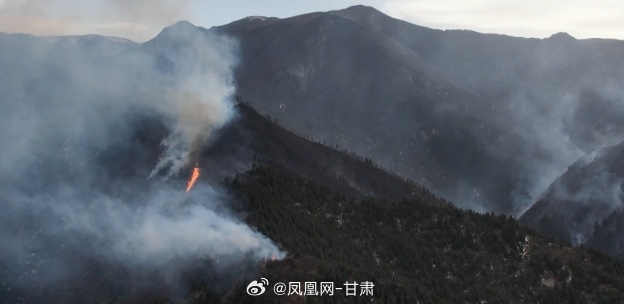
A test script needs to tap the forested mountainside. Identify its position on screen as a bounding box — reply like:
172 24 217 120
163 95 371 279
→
226 165 624 303
521 140 624 258
4 101 624 303
4 4 624 303
214 5 624 214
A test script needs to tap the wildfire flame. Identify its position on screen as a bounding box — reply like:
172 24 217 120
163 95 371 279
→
186 166 200 192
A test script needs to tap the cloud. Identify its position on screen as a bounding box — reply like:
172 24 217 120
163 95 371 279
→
0 0 193 41
380 0 624 39
3 0 622 41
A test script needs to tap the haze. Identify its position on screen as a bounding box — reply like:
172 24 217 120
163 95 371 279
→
0 0 621 41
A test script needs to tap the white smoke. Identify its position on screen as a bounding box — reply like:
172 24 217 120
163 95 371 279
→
0 22 284 298
147 23 238 177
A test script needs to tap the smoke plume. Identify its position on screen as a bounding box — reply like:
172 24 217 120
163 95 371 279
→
0 22 283 301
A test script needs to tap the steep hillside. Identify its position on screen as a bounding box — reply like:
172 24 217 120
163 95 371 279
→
7 112 624 302
226 165 624 303
0 95 422 304
521 141 624 251
215 8 504 213
4 7 624 303
2 79 623 302
588 209 624 259
205 101 421 201
214 5 624 214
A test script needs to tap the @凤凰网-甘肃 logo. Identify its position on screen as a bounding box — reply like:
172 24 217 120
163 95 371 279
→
246 278 269 296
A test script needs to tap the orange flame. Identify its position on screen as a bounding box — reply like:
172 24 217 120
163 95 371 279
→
186 166 200 192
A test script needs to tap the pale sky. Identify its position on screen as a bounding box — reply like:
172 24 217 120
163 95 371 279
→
0 0 622 42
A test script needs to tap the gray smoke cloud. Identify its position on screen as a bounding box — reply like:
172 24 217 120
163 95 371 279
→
502 50 624 216
412 33 624 215
522 143 624 246
147 23 238 177
0 22 284 300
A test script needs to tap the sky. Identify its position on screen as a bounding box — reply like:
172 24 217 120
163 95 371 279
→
0 0 622 42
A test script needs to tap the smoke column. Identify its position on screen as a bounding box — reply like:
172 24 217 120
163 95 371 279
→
0 21 284 301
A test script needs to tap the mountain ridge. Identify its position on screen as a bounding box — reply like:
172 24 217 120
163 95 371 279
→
520 140 624 252
214 5 624 215
4 10 624 301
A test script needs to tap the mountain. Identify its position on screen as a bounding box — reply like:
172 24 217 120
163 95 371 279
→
217 7 496 213
6 100 624 303
205 101 421 201
520 141 624 252
214 5 624 215
4 6 624 303
42 34 137 56
226 164 624 304
2 23 624 302
0 32 136 58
